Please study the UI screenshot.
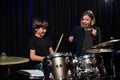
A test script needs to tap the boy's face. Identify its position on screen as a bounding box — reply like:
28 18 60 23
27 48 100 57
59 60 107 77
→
35 27 47 37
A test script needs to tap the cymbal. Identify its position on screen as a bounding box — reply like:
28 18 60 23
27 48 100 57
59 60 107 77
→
0 56 29 65
86 48 113 54
92 39 120 48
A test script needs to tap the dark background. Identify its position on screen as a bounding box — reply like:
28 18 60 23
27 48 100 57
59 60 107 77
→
0 0 120 79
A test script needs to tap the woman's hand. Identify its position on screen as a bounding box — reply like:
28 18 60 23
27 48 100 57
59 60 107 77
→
92 28 97 36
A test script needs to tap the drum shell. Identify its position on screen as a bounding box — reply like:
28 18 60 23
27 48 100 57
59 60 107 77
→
47 52 70 80
80 54 96 70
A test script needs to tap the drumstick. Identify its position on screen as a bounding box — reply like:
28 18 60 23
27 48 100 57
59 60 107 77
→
55 33 64 53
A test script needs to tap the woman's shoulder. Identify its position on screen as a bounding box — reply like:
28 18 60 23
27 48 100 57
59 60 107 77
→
74 26 82 29
73 26 83 31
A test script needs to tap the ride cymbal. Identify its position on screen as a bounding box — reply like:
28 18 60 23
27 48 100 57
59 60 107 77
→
92 39 120 48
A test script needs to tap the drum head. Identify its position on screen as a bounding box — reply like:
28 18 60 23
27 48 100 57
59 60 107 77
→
18 70 44 79
48 52 68 59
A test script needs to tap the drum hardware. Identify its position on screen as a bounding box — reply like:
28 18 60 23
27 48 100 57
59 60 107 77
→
66 69 73 80
49 73 54 80
109 41 116 79
47 59 52 66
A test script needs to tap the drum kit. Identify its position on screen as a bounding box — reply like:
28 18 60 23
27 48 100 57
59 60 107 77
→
0 39 120 80
43 39 120 80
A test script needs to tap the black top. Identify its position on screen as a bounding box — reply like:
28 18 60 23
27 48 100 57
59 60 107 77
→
69 26 100 57
28 35 53 56
28 35 53 69
81 30 93 55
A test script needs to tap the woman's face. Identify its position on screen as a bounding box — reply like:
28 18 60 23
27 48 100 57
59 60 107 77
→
81 15 92 29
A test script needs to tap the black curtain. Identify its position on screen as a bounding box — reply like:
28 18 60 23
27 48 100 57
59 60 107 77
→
1 0 119 56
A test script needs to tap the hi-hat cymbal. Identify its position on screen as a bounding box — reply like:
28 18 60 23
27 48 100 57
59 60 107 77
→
92 39 120 48
0 56 29 65
86 48 113 54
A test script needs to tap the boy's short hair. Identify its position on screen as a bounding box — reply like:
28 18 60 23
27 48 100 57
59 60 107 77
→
33 17 48 29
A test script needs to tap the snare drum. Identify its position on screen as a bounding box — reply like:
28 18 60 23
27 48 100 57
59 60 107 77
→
46 52 72 80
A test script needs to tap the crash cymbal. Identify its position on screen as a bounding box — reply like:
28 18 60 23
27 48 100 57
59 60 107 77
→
0 56 29 65
92 39 120 48
86 48 113 54
108 39 120 43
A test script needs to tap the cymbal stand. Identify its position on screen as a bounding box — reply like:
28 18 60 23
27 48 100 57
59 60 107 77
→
5 65 11 80
110 43 116 79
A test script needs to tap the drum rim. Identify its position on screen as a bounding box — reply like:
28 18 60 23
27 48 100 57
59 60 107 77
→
48 52 68 59
81 54 94 59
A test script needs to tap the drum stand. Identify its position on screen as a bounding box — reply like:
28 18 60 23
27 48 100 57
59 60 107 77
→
109 43 116 79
